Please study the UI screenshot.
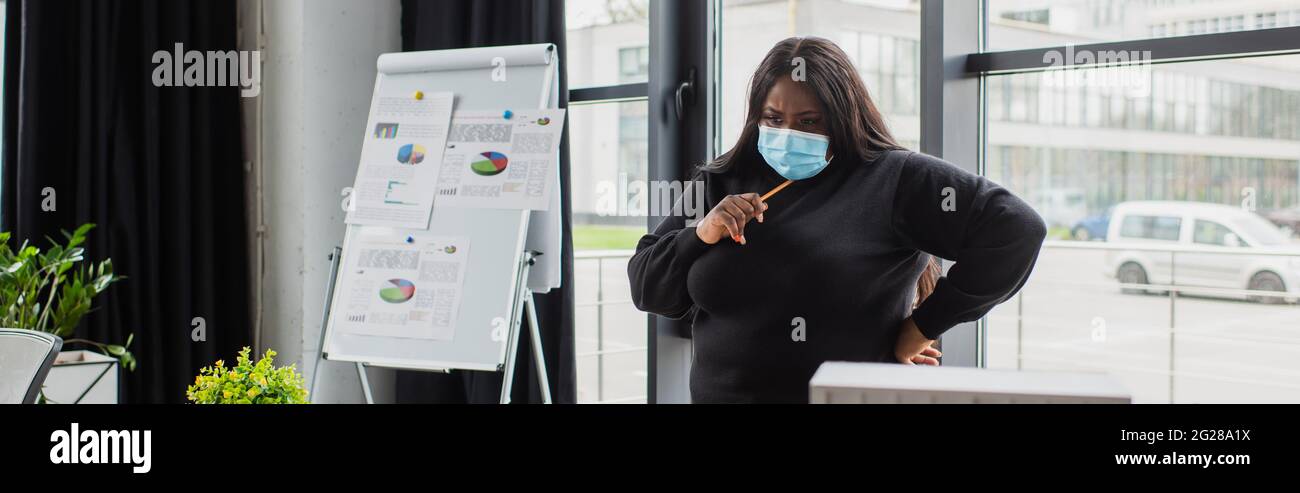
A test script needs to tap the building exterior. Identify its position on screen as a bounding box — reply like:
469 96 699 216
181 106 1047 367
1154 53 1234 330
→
568 0 1300 229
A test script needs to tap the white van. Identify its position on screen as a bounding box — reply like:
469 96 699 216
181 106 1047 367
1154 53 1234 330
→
1104 201 1300 304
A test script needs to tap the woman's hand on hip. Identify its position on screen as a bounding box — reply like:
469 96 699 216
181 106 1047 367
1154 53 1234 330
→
895 317 942 365
696 193 768 245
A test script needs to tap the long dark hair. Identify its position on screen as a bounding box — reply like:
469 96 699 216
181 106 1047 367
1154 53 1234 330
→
703 36 903 174
915 256 942 309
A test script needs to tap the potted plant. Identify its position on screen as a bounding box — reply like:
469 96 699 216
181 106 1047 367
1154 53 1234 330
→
187 347 309 404
0 224 130 403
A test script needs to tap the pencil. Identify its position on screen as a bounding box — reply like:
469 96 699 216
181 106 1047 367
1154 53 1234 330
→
760 179 794 202
730 179 795 244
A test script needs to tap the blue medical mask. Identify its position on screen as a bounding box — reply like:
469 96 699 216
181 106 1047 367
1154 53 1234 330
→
756 126 833 180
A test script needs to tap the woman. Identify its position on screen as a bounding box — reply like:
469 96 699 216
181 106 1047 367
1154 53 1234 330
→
628 37 1046 403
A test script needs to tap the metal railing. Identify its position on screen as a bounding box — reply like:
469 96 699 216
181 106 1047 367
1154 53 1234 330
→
1009 240 1300 403
575 250 645 404
573 242 1300 404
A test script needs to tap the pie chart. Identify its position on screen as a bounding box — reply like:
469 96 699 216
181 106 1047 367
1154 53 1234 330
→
397 144 426 165
471 151 509 176
379 279 416 304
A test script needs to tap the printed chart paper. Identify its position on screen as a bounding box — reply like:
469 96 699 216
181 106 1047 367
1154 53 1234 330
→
435 109 566 211
346 91 454 228
333 228 470 341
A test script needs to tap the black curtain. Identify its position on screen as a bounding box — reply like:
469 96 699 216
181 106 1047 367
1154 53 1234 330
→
2 0 251 403
397 0 576 404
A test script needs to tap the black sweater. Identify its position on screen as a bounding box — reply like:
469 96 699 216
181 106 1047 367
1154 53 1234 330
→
627 150 1046 403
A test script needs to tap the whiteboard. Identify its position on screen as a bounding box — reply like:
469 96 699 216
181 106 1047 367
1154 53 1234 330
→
322 44 560 372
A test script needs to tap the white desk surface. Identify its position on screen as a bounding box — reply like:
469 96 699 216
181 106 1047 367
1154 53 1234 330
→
810 361 1131 401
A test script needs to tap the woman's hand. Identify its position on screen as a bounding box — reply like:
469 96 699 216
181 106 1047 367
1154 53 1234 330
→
696 193 768 245
895 317 942 365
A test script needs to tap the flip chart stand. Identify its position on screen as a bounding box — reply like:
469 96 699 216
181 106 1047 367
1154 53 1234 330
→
310 247 552 404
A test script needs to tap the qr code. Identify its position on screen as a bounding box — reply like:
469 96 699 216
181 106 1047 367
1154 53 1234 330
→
357 249 420 270
513 133 554 153
449 124 513 143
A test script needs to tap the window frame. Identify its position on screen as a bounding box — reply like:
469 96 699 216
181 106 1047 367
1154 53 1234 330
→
565 0 716 405
954 6 1300 368
566 7 653 405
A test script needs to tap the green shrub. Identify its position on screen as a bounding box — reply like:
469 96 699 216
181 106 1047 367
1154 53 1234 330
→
0 224 132 371
186 347 309 404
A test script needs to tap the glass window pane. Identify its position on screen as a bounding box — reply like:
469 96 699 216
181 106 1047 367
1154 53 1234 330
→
879 35 896 73
1193 220 1235 246
985 54 1300 403
618 46 650 84
838 30 860 63
568 101 650 404
862 33 880 66
989 0 1300 51
566 0 649 89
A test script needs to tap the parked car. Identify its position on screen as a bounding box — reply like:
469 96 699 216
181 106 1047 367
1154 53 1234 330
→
1071 207 1112 241
1103 201 1300 304
1264 206 1300 238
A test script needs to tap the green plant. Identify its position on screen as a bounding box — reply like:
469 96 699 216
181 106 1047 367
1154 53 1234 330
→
0 224 132 370
187 347 310 404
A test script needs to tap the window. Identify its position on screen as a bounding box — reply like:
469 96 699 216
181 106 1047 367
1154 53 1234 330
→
1119 215 1182 241
987 55 1300 237
566 0 649 89
1001 8 1049 25
1193 220 1236 246
588 0 1300 404
982 36 1300 402
1257 12 1278 29
566 0 650 404
988 0 1300 49
618 46 649 84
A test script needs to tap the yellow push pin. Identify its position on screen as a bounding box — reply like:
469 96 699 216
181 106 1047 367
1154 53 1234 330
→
413 91 424 100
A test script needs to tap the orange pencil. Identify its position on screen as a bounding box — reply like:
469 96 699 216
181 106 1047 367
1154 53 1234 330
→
760 179 794 202
732 180 793 244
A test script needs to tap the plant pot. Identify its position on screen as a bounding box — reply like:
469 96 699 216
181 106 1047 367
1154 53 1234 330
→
43 350 120 404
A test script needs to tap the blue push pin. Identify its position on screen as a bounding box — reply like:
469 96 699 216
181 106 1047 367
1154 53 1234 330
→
503 110 514 120
406 236 414 244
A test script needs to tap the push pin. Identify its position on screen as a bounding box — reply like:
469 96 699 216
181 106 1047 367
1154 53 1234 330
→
406 236 415 244
503 110 514 120
413 91 424 100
